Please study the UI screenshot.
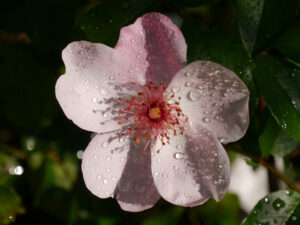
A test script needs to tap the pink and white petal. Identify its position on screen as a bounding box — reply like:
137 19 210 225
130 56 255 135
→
56 41 145 133
151 125 230 207
115 12 187 86
82 133 160 211
115 139 160 212
167 60 249 144
82 133 130 199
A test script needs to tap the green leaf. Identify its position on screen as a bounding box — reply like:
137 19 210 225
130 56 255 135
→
276 19 300 63
242 190 300 225
259 111 300 157
182 18 258 117
80 0 161 47
0 186 24 224
165 0 220 7
254 55 300 141
236 0 300 55
287 204 300 224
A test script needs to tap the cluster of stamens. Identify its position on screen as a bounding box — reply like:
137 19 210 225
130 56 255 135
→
117 81 188 154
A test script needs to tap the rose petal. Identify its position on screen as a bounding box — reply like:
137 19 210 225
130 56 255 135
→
115 12 187 86
82 133 160 212
82 133 130 199
115 139 160 212
167 60 249 144
56 41 145 133
151 125 230 206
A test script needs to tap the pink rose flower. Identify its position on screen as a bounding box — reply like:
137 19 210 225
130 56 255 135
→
55 12 249 212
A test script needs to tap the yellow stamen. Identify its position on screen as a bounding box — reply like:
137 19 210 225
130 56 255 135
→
135 137 140 144
148 107 161 120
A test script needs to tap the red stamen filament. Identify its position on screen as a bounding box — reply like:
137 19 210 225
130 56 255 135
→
117 82 188 154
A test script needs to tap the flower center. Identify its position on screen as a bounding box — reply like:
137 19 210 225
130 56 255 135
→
117 82 188 154
148 106 161 120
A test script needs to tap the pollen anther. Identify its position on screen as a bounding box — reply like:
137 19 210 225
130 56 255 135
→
148 107 161 120
116 82 188 154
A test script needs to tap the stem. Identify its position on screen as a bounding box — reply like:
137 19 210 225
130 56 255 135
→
227 145 300 193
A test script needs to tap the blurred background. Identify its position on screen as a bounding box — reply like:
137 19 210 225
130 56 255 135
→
0 0 300 224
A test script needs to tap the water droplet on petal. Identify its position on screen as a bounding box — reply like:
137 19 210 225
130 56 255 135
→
93 154 98 159
173 165 179 170
202 117 212 123
109 76 115 80
171 86 181 93
97 174 102 180
188 90 201 101
174 152 184 159
119 137 126 143
106 156 112 161
92 97 98 103
102 141 108 148
103 112 109 118
103 179 108 184
101 88 108 95
185 82 192 87
176 144 182 149
154 172 159 177
185 72 192 77
106 168 111 173
196 84 205 90
176 200 183 204
219 137 228 143
162 173 168 179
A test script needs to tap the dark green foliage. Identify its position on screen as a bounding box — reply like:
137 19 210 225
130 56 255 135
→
165 0 220 7
276 19 300 63
254 55 300 141
236 0 300 55
80 0 161 46
1 0 300 224
242 190 300 225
